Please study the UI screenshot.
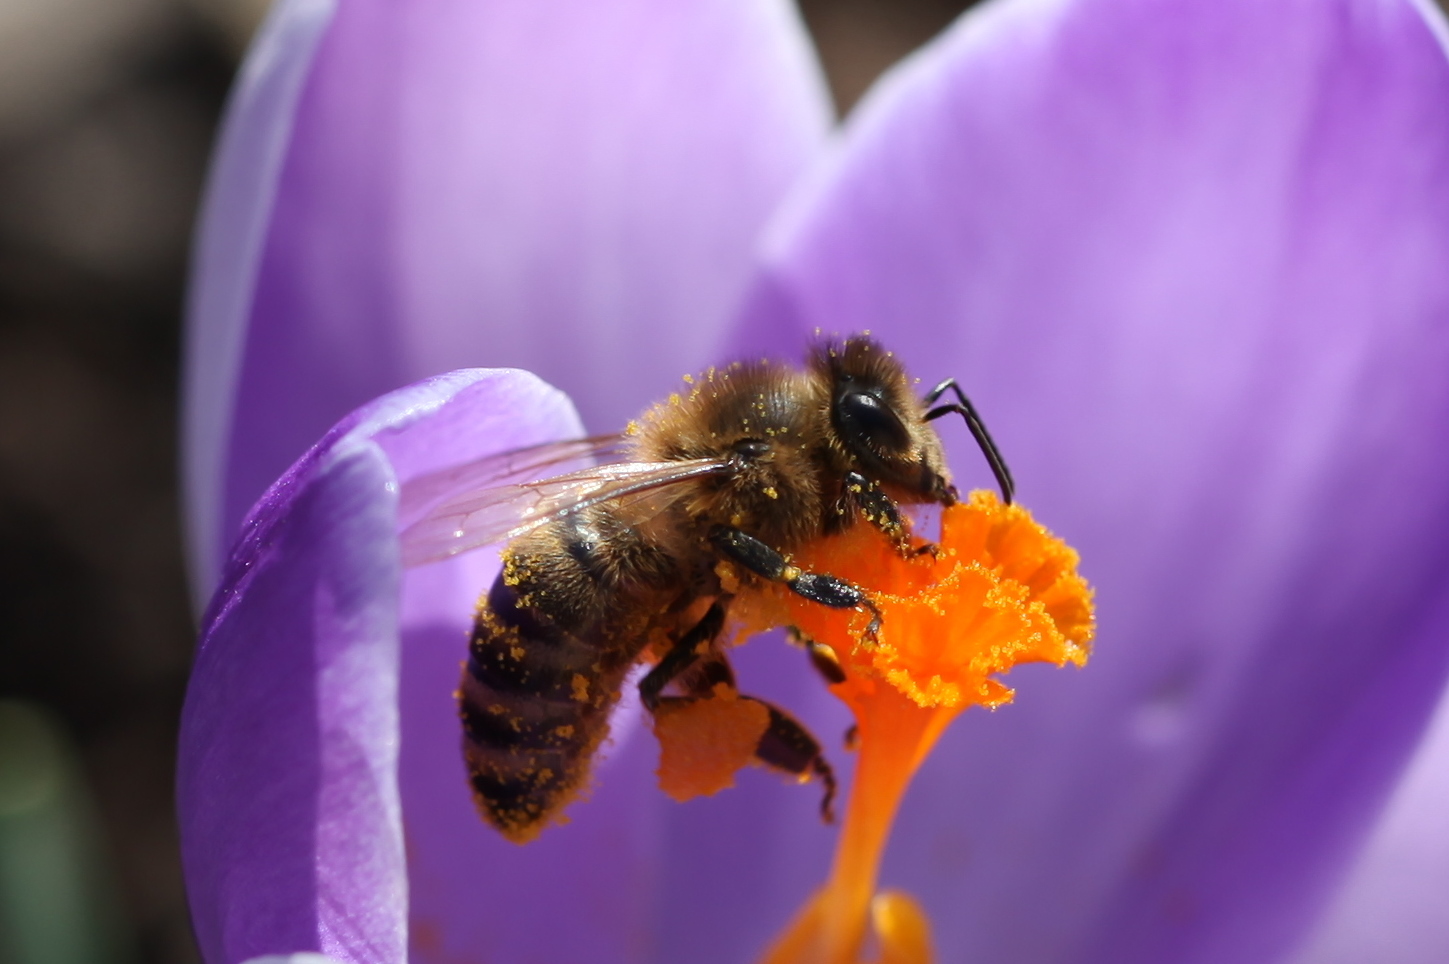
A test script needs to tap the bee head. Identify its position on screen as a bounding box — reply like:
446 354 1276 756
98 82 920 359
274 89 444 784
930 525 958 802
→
814 337 953 504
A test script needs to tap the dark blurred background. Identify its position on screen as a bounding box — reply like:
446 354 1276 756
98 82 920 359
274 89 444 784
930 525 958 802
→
0 1 977 961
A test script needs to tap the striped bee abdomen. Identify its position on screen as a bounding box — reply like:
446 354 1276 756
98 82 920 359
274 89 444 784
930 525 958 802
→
460 541 653 843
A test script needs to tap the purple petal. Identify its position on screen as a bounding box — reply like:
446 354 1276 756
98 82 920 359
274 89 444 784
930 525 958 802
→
385 397 661 963
724 0 1449 962
183 0 831 599
1286 678 1449 964
182 0 337 609
178 369 581 964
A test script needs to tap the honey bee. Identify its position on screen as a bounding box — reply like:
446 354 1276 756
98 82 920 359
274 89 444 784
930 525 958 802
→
399 336 1013 843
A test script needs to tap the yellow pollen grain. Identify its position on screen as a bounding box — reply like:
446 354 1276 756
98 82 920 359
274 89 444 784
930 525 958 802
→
715 561 743 594
571 674 590 703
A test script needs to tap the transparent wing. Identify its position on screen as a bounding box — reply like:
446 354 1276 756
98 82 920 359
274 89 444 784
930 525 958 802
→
398 445 731 568
397 434 629 531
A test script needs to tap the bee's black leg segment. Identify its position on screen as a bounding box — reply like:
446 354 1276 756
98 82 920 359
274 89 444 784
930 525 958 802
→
708 525 791 582
710 526 872 609
709 526 881 640
922 378 1015 505
789 628 855 754
639 600 728 711
841 471 910 551
676 649 738 697
922 377 958 406
788 627 848 686
743 697 837 823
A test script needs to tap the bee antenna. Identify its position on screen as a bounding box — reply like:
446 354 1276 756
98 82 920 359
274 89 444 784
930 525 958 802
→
923 379 1015 505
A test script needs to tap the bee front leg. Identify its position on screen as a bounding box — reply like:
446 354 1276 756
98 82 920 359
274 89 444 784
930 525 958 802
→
708 526 882 639
840 471 912 553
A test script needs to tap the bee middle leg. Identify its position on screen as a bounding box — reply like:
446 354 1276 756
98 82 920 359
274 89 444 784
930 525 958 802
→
788 626 847 686
708 525 881 638
788 626 858 754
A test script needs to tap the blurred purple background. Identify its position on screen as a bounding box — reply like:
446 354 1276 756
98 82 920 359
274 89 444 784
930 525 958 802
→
0 1 977 961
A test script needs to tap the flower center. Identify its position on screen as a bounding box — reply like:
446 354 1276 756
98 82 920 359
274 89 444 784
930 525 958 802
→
737 491 1094 964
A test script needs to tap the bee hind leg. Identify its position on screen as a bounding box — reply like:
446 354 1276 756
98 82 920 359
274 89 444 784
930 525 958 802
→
650 640 838 823
685 650 837 823
745 697 838 823
638 599 728 711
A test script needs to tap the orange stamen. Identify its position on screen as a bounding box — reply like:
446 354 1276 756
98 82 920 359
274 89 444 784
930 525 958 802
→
738 491 1094 964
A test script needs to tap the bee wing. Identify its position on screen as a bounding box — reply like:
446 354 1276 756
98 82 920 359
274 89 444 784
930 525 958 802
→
397 434 630 525
398 453 731 568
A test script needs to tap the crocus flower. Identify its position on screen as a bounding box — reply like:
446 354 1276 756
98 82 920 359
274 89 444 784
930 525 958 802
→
178 0 1449 961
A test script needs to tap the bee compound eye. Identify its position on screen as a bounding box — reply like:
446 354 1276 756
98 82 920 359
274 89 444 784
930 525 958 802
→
838 390 911 455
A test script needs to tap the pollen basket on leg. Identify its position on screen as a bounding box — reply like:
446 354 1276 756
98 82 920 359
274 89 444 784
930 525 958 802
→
653 685 771 802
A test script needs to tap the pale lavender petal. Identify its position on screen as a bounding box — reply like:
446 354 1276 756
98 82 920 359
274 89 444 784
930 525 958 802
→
723 0 1449 962
181 0 337 610
1287 672 1449 964
187 0 830 596
178 370 580 964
